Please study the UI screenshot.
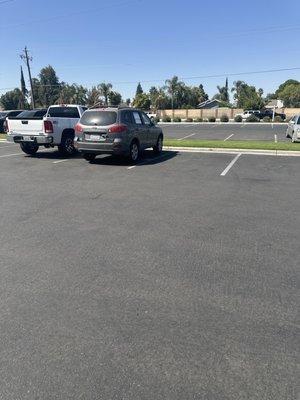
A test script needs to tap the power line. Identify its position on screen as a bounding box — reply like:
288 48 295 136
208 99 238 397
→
1 66 299 92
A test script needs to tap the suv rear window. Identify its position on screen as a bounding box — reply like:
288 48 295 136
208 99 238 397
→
80 111 117 126
47 107 80 118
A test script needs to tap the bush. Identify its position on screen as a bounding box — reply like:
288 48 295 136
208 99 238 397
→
186 117 193 122
162 116 171 122
208 116 216 122
274 116 283 123
220 114 229 122
246 114 260 122
154 117 160 123
195 117 203 122
263 116 271 123
173 117 181 122
234 115 243 122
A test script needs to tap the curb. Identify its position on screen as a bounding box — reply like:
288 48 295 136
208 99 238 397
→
158 122 287 126
163 146 300 157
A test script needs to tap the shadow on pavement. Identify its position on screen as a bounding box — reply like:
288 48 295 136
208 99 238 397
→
90 150 178 166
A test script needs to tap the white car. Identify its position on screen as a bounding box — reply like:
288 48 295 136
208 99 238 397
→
236 110 261 120
286 115 300 142
146 112 157 122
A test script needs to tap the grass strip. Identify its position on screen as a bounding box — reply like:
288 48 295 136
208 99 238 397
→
164 139 300 151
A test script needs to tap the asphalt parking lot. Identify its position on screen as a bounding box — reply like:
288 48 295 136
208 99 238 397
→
0 142 299 400
161 123 289 142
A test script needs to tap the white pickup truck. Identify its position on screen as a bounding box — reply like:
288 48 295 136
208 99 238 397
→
7 104 87 155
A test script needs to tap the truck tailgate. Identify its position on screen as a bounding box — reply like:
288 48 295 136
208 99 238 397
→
8 119 44 135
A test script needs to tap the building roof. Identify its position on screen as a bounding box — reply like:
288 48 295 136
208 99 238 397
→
266 99 284 108
198 99 223 109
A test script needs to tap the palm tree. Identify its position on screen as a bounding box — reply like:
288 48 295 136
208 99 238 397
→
164 76 184 115
98 83 112 105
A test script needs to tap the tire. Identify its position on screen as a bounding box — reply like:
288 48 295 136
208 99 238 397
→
20 142 39 155
291 131 297 143
129 140 140 163
153 135 163 154
83 153 96 161
58 133 76 156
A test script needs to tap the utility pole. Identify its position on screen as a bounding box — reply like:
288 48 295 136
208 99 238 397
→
20 47 35 109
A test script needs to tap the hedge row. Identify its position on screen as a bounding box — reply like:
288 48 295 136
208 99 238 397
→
158 115 285 123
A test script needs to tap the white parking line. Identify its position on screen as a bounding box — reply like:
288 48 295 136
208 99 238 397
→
220 153 241 176
274 134 278 143
127 153 170 170
0 144 18 149
0 152 22 158
224 134 234 141
53 159 68 164
178 133 196 141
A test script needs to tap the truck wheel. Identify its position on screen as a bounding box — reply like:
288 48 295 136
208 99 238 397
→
83 153 96 161
20 142 38 155
58 133 76 156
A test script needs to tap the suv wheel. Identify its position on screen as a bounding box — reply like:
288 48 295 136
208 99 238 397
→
58 134 75 156
129 141 139 162
20 142 39 155
83 153 96 161
153 135 163 154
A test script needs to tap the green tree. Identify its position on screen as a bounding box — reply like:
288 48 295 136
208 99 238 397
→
214 78 230 103
136 82 143 96
164 76 185 109
275 80 299 97
133 93 151 110
58 83 88 104
37 65 61 107
20 66 28 109
98 83 112 105
274 80 300 107
0 88 23 109
198 84 209 103
125 98 131 106
276 83 300 107
231 80 264 109
108 91 122 106
86 87 101 107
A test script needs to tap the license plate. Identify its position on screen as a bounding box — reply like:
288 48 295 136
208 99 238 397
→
86 134 105 141
23 136 33 142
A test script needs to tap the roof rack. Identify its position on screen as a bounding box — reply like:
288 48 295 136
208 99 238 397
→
88 103 131 110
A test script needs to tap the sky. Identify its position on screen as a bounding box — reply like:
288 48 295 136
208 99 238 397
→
1 0 300 101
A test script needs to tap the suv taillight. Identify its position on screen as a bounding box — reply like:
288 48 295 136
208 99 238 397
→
44 120 53 134
75 123 83 134
108 124 127 133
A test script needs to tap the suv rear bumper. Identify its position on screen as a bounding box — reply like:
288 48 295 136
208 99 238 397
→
74 140 128 155
7 134 53 144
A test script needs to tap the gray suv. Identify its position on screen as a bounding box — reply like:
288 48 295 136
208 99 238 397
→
74 107 163 162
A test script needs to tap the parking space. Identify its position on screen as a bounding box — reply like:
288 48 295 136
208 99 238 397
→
0 147 298 400
162 123 289 142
